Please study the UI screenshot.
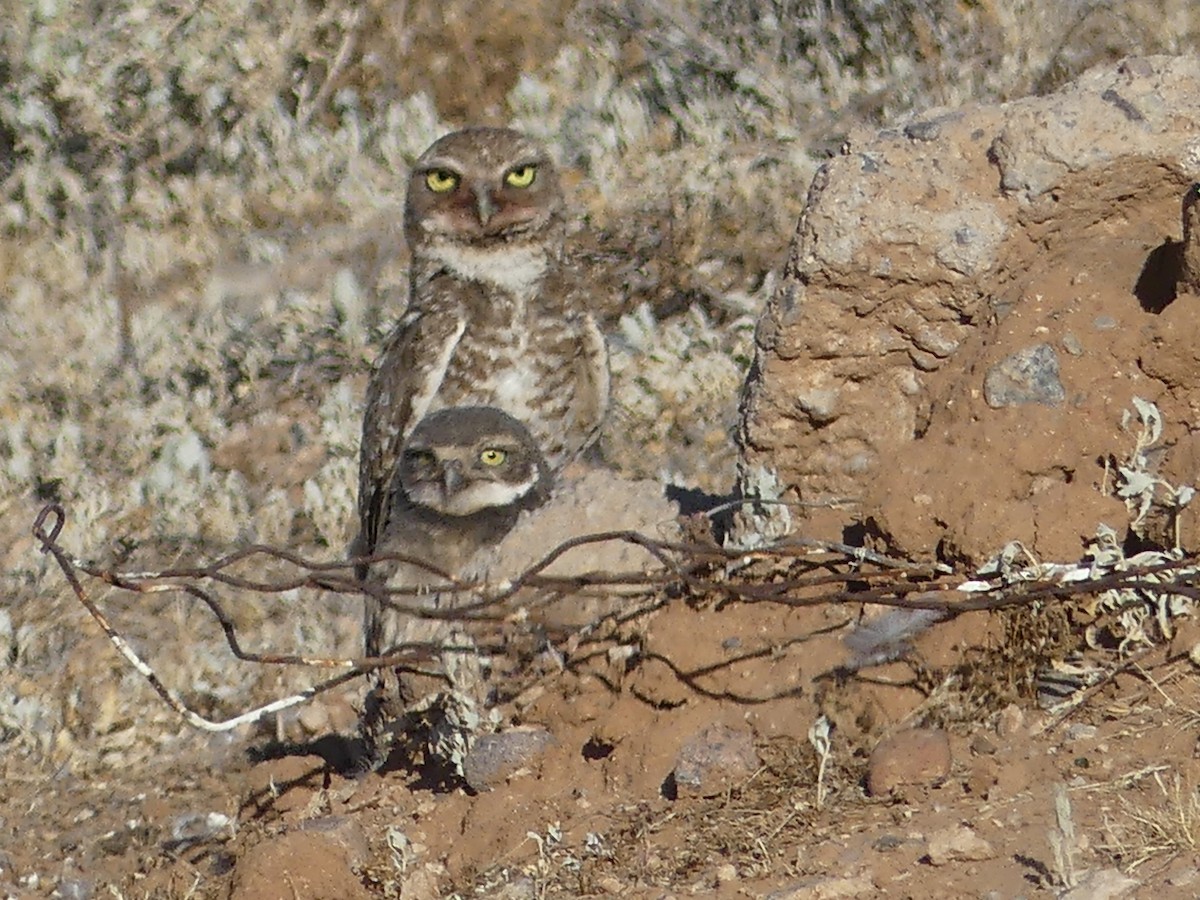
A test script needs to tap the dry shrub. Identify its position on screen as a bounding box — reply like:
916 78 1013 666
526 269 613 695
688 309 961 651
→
2 0 1198 765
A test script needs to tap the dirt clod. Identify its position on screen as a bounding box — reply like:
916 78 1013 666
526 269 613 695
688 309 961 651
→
228 830 372 900
866 728 953 797
925 824 998 866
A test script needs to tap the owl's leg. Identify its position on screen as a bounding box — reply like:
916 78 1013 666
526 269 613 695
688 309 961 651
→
356 613 490 780
357 574 451 772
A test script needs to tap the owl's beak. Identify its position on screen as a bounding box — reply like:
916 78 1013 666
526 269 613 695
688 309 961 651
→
474 187 496 227
441 459 465 495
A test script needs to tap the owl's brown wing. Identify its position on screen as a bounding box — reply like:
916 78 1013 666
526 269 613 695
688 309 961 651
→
357 305 468 558
571 311 611 457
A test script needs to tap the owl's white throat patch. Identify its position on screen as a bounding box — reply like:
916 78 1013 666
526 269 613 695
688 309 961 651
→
430 240 548 298
410 474 538 517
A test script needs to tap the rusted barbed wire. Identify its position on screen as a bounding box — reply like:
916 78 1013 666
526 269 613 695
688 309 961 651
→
31 503 1200 732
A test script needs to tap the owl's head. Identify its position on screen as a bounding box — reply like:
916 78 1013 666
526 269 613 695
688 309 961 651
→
397 406 551 517
404 127 564 248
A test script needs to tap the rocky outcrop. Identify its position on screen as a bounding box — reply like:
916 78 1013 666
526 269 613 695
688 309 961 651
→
739 55 1200 563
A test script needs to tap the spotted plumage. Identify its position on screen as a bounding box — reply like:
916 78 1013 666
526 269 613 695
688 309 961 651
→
363 405 551 658
356 127 609 567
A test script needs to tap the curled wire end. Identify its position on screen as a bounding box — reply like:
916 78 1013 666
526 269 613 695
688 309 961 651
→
33 503 65 551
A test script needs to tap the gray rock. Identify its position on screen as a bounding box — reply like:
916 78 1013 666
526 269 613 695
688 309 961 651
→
1065 723 1098 742
925 824 997 865
672 723 760 798
462 728 556 793
983 344 1066 408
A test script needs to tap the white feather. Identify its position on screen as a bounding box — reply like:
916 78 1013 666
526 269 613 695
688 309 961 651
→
491 367 539 418
429 241 548 299
408 474 539 516
409 316 468 430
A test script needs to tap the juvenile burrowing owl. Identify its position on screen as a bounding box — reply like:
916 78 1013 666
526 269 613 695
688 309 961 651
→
360 406 551 769
356 127 609 566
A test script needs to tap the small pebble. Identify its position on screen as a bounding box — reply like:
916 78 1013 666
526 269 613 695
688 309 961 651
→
672 724 760 798
996 703 1025 738
969 733 998 755
1066 723 1098 742
983 343 1065 408
926 824 996 865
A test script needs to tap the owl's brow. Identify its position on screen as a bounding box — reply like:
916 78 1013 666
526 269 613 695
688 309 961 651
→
415 158 462 173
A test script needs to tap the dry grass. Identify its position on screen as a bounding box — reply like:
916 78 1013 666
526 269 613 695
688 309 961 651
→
455 734 851 895
1106 770 1200 871
4 6 1200 897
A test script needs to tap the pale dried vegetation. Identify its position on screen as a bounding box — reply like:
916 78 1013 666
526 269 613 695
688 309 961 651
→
1102 763 1200 871
1 0 1199 839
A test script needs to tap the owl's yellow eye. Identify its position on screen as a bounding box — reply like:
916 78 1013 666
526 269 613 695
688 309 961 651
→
425 169 459 193
504 165 537 188
479 448 507 467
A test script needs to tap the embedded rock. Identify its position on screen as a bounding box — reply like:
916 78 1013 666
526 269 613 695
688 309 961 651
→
671 723 760 798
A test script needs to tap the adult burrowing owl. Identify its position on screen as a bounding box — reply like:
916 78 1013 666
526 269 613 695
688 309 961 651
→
359 406 551 769
356 127 609 566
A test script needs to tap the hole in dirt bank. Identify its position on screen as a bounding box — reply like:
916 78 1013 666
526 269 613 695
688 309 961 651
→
1121 528 1169 558
841 519 903 567
582 737 615 761
841 521 870 548
934 537 972 570
666 483 736 544
1134 238 1182 313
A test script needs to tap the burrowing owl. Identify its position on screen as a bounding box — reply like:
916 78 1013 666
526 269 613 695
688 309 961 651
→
360 406 551 769
363 404 551 658
356 127 609 566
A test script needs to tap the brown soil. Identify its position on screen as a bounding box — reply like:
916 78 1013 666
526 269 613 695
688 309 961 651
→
8 157 1200 898
5 522 1200 898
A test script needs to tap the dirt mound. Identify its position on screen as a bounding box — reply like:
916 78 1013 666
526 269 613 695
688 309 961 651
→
739 55 1200 565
